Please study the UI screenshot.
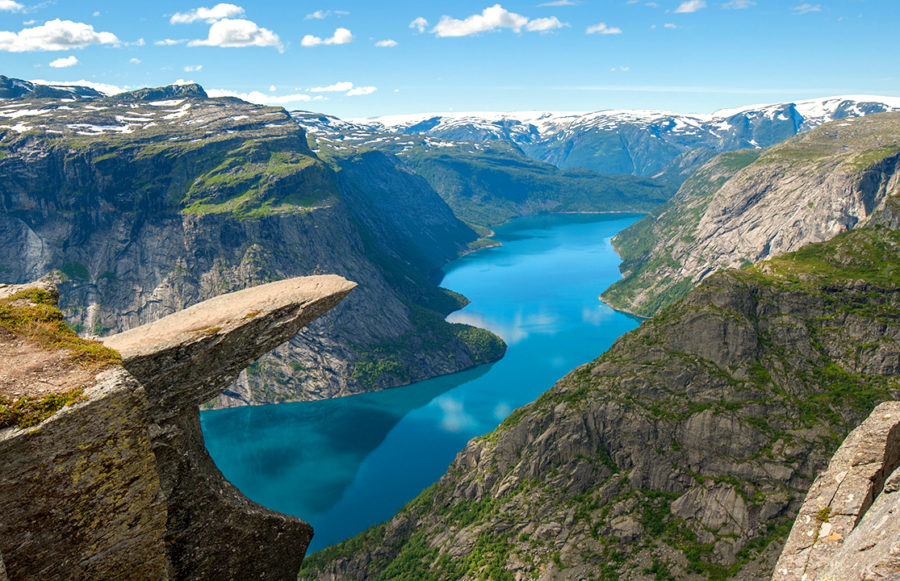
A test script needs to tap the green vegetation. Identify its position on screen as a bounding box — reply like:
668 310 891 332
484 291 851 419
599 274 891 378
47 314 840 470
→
351 302 505 388
0 288 121 368
0 389 84 429
60 260 89 280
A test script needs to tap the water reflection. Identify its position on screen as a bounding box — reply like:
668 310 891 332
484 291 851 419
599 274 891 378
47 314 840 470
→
202 364 494 514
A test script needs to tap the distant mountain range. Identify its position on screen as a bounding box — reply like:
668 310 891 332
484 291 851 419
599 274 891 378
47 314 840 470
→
328 96 900 183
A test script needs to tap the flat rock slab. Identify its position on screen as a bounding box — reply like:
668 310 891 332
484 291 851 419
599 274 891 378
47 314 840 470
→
103 275 356 414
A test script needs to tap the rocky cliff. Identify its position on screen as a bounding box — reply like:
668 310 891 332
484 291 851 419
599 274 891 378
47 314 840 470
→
773 401 900 580
299 224 899 580
603 112 900 317
0 275 353 580
0 79 503 406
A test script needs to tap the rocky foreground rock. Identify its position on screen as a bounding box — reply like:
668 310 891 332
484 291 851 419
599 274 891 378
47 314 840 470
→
0 275 353 580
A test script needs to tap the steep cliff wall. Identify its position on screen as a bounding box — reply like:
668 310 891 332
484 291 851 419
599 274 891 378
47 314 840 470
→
603 113 900 317
0 276 353 579
0 82 503 406
774 401 900 580
300 226 899 580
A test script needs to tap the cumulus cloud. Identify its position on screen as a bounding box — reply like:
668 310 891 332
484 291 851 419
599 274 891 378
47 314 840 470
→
0 19 120 52
586 22 622 35
0 0 23 12
155 38 186 45
792 3 821 13
346 86 376 96
184 64 202 71
49 55 78 68
674 0 706 12
664 22 677 28
207 88 319 104
431 4 565 37
375 39 397 47
300 27 352 47
526 17 565 32
310 81 353 92
722 0 755 8
170 3 244 24
129 57 141 63
188 18 282 50
409 17 428 33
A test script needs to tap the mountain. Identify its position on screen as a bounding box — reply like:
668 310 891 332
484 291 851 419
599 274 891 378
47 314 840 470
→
0 75 104 100
602 112 900 317
356 96 900 184
0 80 504 406
299 223 900 580
294 111 675 232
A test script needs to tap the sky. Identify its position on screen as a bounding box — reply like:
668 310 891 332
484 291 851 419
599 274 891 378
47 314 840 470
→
0 0 897 118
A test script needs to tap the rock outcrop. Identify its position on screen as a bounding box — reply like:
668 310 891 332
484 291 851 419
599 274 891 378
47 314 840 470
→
0 275 354 580
773 401 900 580
603 113 900 317
299 226 899 580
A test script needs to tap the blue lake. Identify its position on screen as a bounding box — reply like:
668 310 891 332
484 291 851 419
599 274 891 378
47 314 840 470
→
201 212 642 553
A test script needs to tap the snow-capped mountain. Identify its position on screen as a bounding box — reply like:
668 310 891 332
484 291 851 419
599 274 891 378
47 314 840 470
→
346 96 900 181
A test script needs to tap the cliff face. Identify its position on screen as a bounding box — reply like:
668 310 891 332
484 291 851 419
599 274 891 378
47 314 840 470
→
0 276 353 580
299 225 899 580
0 81 503 406
603 113 900 317
774 401 900 580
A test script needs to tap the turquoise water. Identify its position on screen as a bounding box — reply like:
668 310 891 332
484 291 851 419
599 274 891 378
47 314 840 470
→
201 213 642 553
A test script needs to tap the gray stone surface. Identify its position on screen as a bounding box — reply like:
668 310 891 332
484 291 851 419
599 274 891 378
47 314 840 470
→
773 401 900 581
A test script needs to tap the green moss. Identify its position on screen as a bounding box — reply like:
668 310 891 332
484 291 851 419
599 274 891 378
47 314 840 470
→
0 389 84 429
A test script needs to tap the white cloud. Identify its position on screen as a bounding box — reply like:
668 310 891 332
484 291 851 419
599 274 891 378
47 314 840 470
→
664 22 677 28
301 27 352 47
586 22 622 35
30 78 125 95
207 88 324 104
409 17 428 33
722 0 755 8
526 17 566 32
610 65 629 72
155 38 186 45
538 0 576 6
188 18 282 50
49 55 78 68
792 3 821 13
0 19 120 52
346 86 376 96
375 39 397 47
129 57 141 63
310 81 353 93
0 0 23 12
184 64 202 71
170 3 244 25
674 0 706 12
431 4 564 37
432 5 527 37
269 84 276 91
305 10 328 20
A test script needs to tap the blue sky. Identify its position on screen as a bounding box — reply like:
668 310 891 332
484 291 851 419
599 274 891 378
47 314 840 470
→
0 0 897 118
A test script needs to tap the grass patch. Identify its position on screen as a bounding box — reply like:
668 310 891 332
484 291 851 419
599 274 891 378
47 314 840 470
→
0 288 121 368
